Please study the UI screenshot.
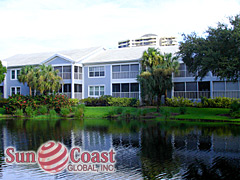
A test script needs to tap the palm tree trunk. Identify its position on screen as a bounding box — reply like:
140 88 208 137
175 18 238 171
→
29 87 32 96
164 90 167 105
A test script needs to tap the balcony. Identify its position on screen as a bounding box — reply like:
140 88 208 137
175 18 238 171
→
74 92 82 99
174 91 210 99
112 71 139 79
112 92 139 99
213 91 240 98
74 73 82 80
57 72 71 80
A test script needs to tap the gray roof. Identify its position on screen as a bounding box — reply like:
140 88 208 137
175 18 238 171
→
83 46 179 64
3 45 179 67
3 46 103 67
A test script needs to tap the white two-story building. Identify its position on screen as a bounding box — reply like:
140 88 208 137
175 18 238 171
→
1 46 240 100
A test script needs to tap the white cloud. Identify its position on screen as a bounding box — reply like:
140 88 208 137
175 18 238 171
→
0 0 239 58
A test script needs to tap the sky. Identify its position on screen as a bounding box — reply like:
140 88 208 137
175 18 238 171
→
0 0 239 59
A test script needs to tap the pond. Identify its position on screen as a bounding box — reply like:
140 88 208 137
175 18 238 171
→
0 118 240 179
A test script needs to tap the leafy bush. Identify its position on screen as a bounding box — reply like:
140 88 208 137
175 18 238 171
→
5 94 73 114
81 95 111 106
230 101 240 118
166 97 194 107
0 98 8 108
48 109 57 118
60 108 70 117
166 96 240 108
121 108 132 119
69 98 80 106
81 96 139 107
108 97 139 107
14 109 24 117
25 106 37 117
74 107 84 119
38 106 48 115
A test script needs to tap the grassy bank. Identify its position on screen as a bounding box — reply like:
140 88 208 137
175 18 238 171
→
84 106 240 121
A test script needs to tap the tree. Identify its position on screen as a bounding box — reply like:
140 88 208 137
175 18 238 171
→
138 48 179 112
0 60 7 84
18 65 62 95
37 64 62 94
18 65 36 96
178 14 240 81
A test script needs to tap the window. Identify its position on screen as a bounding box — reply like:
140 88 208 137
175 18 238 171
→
63 84 71 92
89 66 105 77
11 87 21 95
74 66 82 79
112 64 139 79
130 83 139 92
112 84 120 92
174 82 185 91
74 84 82 92
11 70 15 80
89 86 104 97
11 69 21 80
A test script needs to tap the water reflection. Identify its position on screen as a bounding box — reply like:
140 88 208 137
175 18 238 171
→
0 119 240 179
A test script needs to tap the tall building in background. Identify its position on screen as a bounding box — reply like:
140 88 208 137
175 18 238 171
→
118 34 178 48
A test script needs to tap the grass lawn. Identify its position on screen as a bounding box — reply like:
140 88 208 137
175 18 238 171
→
84 106 240 122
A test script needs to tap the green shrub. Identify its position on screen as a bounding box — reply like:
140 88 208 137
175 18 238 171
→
81 95 111 106
38 106 48 115
60 108 70 117
14 109 24 117
179 106 187 114
230 101 240 118
166 96 240 108
166 97 194 107
69 98 80 106
77 104 86 110
25 106 37 117
121 108 131 119
108 97 139 107
105 108 117 118
5 94 72 114
74 107 84 119
48 109 57 118
0 98 8 108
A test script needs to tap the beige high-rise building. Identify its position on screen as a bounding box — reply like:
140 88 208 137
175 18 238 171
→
118 34 178 48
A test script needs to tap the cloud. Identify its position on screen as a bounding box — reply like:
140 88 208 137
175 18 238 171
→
0 0 239 58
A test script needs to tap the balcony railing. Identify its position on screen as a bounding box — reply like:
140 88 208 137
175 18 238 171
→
57 72 71 79
74 73 82 80
112 71 139 79
74 92 82 100
174 91 210 99
112 92 139 99
213 91 240 98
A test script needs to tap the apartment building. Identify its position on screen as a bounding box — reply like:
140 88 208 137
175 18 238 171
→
118 34 178 48
1 46 240 100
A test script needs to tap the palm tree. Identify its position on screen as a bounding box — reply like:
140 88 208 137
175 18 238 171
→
18 65 62 95
38 64 62 94
18 65 37 96
138 48 179 112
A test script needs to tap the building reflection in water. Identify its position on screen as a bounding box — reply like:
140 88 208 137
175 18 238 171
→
1 120 240 179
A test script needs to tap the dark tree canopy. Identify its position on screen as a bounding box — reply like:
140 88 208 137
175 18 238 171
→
178 14 240 81
0 60 6 84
